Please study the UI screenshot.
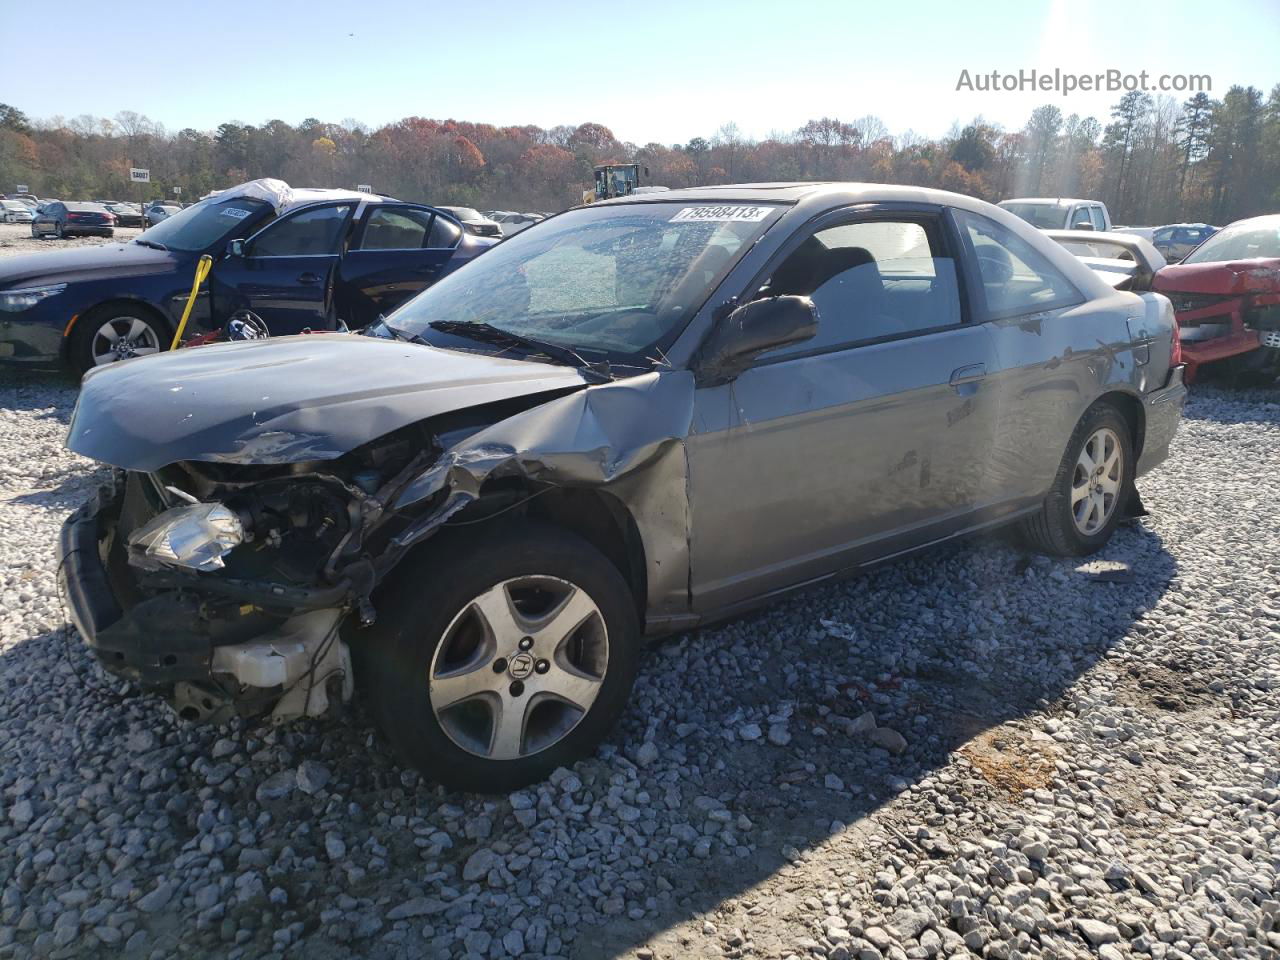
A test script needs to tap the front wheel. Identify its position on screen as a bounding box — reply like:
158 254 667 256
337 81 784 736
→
361 520 641 793
69 306 167 376
1021 402 1134 556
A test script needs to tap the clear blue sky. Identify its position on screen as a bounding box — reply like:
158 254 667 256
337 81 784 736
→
2 0 1276 143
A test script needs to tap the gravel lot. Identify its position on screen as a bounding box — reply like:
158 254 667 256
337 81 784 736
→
1 227 1278 960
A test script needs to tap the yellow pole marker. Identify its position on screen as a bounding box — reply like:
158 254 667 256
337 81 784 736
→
170 254 215 351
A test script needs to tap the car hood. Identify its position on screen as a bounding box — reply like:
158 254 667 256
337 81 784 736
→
1154 257 1280 296
67 335 592 471
0 241 179 288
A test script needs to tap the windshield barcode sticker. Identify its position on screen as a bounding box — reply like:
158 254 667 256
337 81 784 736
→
670 205 771 223
220 207 252 219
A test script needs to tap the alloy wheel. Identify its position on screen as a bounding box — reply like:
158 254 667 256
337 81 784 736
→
90 316 161 366
428 575 609 761
1071 426 1123 535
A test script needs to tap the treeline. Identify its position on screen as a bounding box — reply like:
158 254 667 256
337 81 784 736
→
1 85 1277 225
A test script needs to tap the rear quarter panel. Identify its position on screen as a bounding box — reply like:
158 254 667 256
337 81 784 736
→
983 287 1161 503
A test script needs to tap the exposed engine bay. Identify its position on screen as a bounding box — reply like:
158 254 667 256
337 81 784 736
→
70 421 443 724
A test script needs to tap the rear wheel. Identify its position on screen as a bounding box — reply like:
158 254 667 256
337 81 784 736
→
69 305 167 376
1021 403 1134 556
361 521 641 793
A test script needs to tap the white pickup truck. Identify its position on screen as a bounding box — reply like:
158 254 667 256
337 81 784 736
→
998 197 1113 232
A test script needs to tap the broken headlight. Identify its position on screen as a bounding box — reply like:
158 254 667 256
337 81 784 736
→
128 502 245 573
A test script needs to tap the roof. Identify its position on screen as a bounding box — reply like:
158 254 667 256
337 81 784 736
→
593 181 1058 223
200 178 390 215
597 182 842 205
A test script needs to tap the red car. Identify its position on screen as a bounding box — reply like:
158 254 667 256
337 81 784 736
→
1153 214 1280 381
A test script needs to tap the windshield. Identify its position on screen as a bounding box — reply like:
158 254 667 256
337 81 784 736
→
446 207 483 221
134 196 273 252
1181 220 1280 264
387 200 783 358
1000 202 1069 229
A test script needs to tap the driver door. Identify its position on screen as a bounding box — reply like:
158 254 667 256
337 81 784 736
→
686 207 1000 612
209 202 355 335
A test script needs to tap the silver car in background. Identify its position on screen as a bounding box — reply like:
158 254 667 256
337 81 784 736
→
60 183 1186 791
1 200 34 223
437 205 502 238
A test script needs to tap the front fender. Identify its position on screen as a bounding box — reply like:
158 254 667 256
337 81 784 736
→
390 370 697 618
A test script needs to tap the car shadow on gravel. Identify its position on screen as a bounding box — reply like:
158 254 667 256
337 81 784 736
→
567 521 1178 958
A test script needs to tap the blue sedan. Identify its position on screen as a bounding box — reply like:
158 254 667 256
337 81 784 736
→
0 191 494 375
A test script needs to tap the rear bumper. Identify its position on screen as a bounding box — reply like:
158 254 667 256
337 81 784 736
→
1136 364 1187 477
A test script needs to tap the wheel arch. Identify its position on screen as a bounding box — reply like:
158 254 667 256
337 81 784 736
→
417 480 649 629
524 485 648 627
1092 390 1145 461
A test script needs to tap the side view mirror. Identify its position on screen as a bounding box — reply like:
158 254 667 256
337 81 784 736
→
226 238 245 258
1072 221 1095 231
695 295 818 385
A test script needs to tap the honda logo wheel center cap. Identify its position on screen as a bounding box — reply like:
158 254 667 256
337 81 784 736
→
507 652 535 680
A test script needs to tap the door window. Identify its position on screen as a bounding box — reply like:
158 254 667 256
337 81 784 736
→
759 217 962 355
247 204 353 257
957 210 1081 320
1089 206 1107 231
359 207 435 250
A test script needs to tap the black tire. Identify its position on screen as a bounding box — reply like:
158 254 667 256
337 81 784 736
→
68 304 169 377
359 520 641 793
1021 402 1135 557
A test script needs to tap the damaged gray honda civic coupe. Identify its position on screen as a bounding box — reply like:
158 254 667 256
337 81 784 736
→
59 183 1187 791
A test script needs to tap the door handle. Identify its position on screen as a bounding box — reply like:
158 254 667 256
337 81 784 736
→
949 363 987 386
298 272 322 284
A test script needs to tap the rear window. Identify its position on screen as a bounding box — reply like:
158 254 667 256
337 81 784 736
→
999 202 1069 229
446 207 482 221
65 202 107 213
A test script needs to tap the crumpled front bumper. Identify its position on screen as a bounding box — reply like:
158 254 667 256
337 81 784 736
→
58 478 354 719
